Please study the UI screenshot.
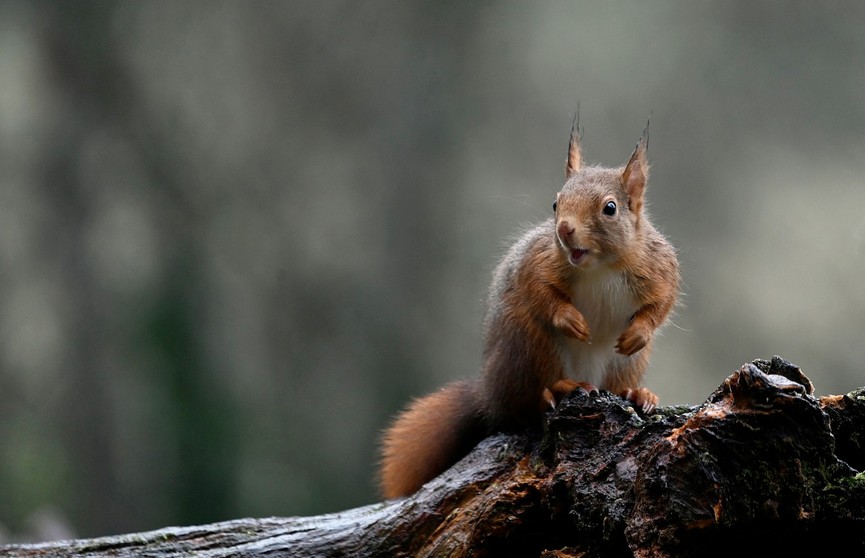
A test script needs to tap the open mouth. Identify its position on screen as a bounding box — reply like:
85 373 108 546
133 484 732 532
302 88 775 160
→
568 248 589 266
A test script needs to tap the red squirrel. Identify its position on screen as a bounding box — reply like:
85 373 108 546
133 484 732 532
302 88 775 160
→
379 123 680 499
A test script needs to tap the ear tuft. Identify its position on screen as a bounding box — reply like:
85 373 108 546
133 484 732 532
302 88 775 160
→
621 129 649 214
565 112 582 179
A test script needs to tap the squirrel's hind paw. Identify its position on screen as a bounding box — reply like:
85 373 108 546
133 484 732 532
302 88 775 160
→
621 387 658 414
543 379 598 410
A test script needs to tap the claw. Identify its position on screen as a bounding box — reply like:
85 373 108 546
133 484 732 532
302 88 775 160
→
542 388 557 410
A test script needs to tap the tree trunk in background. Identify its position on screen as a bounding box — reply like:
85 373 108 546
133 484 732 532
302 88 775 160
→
4 357 864 557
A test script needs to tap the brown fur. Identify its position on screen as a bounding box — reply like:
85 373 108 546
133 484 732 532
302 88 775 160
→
379 381 484 498
379 128 680 498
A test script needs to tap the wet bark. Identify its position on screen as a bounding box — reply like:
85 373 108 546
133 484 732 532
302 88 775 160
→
4 357 865 557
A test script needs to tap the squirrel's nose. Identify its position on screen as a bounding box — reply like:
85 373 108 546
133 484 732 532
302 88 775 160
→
557 220 575 239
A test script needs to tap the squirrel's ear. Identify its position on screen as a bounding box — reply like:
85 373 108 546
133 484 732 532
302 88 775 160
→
566 119 582 179
621 133 649 213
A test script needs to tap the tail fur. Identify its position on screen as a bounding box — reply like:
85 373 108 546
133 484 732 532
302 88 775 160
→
379 380 487 498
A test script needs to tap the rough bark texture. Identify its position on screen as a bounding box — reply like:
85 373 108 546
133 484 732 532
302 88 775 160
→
4 357 865 557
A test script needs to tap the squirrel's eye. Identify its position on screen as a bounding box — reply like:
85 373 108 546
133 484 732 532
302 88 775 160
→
553 200 558 212
603 201 617 216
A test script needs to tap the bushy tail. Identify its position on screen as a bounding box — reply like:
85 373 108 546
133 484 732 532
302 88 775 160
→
379 380 487 498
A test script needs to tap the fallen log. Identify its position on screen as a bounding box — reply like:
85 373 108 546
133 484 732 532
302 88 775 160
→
4 356 864 557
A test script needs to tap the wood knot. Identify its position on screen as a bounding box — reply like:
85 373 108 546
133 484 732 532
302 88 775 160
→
710 357 814 411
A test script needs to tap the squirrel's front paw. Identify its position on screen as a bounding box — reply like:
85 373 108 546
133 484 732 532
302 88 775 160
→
615 320 651 356
552 305 591 342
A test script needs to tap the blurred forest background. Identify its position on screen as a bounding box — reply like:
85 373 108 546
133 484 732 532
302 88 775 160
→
1 0 864 542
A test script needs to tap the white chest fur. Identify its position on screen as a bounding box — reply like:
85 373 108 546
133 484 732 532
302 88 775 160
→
558 266 639 388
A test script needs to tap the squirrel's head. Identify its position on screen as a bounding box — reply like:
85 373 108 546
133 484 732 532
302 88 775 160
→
553 127 649 269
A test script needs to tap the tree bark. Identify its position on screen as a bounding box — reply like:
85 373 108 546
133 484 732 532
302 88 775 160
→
4 357 865 557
